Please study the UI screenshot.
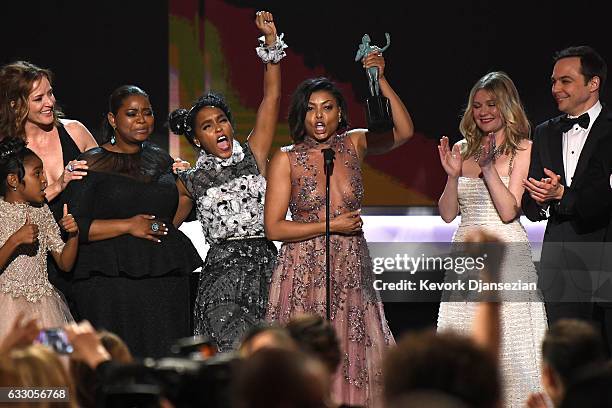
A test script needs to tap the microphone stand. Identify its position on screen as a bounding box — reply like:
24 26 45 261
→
322 148 335 321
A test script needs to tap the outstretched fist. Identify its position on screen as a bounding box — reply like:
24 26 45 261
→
255 10 277 43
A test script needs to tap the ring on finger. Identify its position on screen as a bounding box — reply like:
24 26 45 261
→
151 222 160 232
66 163 75 172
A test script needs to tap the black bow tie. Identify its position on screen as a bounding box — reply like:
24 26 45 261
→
559 113 590 133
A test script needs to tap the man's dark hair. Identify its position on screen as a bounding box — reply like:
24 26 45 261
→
554 45 607 89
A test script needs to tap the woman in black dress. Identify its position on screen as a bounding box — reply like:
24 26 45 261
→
65 85 203 358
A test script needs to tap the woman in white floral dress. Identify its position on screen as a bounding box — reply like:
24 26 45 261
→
170 11 284 351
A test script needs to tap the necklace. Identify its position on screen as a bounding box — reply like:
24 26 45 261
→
473 144 504 163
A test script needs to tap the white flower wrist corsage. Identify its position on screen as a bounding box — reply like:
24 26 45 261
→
255 33 288 64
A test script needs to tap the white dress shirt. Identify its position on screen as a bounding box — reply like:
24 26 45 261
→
562 101 602 186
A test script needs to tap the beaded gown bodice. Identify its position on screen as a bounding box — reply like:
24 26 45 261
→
0 200 65 302
283 133 363 222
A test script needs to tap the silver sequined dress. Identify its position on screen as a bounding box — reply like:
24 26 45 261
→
437 176 548 408
0 199 73 338
266 133 395 408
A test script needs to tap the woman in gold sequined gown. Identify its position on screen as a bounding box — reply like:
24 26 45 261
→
264 52 414 407
437 72 548 408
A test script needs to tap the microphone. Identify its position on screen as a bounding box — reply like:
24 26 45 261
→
322 148 335 176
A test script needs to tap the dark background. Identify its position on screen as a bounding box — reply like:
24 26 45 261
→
3 0 611 149
2 0 609 335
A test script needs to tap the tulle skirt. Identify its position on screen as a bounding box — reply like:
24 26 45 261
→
0 288 74 340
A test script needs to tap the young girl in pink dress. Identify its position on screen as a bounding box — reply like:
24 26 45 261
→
0 138 79 340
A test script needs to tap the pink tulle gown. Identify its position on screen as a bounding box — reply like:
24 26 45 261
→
0 200 73 339
266 133 395 407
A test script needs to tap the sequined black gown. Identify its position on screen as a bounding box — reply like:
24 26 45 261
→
178 140 276 352
64 142 203 358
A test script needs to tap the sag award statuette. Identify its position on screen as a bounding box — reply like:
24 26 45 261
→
354 33 393 132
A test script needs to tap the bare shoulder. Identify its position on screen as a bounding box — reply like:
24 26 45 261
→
347 128 367 155
516 138 532 155
347 128 367 142
454 138 467 154
61 118 88 134
454 139 467 148
270 147 290 167
61 119 98 151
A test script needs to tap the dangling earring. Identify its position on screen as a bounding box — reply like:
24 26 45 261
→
11 185 17 191
111 128 117 145
193 139 201 148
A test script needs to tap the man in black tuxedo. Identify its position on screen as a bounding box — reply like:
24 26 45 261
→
522 46 612 345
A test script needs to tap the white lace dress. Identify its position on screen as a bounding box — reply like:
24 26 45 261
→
437 176 548 408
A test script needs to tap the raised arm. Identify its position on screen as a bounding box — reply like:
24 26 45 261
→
379 33 391 53
264 149 362 242
350 53 414 158
247 11 282 176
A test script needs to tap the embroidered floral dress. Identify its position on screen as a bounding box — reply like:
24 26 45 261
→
178 140 277 351
0 199 73 339
266 133 395 408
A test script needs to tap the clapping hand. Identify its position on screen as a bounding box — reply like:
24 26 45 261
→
438 136 462 178
477 132 497 169
523 168 564 204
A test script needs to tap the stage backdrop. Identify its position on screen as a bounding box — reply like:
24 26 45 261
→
169 0 445 206
4 0 611 207
168 0 612 207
